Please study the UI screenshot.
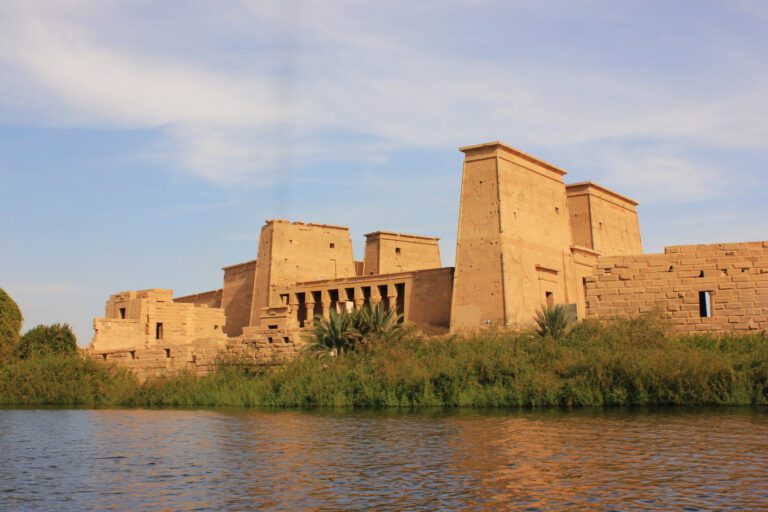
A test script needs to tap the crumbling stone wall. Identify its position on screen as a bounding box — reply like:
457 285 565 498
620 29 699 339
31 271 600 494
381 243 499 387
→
586 242 768 333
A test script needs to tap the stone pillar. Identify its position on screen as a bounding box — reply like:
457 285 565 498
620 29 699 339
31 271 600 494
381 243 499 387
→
289 293 300 328
387 284 397 311
305 300 315 324
321 289 331 320
371 287 382 305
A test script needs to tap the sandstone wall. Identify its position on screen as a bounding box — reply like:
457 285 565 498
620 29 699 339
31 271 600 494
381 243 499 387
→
566 182 642 256
250 220 357 327
222 259 256 336
91 289 226 352
451 142 581 330
585 242 768 333
174 289 223 308
362 231 441 275
407 267 453 331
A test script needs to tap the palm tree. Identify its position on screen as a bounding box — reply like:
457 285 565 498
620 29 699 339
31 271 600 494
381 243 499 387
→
354 302 403 339
534 304 574 339
304 309 361 357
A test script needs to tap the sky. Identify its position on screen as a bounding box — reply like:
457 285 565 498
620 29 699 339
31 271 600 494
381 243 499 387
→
1 0 766 346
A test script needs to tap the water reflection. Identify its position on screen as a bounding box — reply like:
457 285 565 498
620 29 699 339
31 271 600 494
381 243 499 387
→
0 407 766 510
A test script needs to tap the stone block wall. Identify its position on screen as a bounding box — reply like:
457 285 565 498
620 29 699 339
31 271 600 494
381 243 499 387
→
585 242 768 333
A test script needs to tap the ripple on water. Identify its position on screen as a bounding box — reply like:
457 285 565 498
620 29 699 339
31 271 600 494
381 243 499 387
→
0 408 766 510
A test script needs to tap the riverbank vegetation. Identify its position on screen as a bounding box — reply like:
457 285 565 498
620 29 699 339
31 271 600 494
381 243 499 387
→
1 311 766 408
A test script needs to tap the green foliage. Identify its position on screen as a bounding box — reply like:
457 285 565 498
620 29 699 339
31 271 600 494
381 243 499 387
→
354 302 404 340
305 304 404 357
0 355 137 405
1 314 767 408
0 288 23 363
305 309 361 357
17 323 77 359
534 304 574 339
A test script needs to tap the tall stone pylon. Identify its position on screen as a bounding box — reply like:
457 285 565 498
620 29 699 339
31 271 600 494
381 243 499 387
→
450 142 580 331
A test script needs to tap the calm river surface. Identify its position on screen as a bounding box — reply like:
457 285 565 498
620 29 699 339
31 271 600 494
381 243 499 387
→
1 407 766 511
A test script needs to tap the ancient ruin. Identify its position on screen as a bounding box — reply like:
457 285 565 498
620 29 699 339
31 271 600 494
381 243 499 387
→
88 141 768 377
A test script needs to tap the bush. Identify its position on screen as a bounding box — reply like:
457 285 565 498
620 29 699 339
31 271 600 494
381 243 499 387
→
17 323 77 359
0 288 23 362
1 313 767 408
0 354 137 405
534 304 575 339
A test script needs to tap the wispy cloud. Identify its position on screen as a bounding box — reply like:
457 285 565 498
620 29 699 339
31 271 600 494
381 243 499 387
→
0 0 766 198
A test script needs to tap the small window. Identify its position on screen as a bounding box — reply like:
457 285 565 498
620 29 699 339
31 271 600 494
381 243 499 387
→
129 350 136 360
268 324 278 330
267 337 274 344
214 325 219 330
119 307 126 319
102 353 108 360
191 355 197 364
330 243 335 249
699 291 713 318
546 291 554 309
155 322 164 340
395 247 401 255
283 336 290 344
164 348 171 358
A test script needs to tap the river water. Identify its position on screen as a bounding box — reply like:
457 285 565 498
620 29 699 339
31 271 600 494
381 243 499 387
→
0 407 766 511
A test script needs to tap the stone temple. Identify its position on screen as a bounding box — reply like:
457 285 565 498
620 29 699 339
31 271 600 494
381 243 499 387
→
87 142 768 378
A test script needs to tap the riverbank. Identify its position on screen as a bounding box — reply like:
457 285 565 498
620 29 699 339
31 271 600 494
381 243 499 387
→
1 316 766 407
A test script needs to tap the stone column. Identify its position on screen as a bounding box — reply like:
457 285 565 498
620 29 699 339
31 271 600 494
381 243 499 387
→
371 286 382 306
289 293 300 328
321 289 331 320
305 300 315 325
387 290 398 311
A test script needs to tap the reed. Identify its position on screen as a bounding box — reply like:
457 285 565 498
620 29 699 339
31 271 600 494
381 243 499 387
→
1 315 766 408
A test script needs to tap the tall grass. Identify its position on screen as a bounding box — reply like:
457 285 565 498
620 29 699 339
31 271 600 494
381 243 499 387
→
1 316 767 407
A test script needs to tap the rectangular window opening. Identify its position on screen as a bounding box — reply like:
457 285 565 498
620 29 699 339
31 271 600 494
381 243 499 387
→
164 348 171 358
267 337 274 344
699 291 713 318
297 292 307 327
395 247 401 255
129 350 136 360
155 322 164 340
119 307 126 319
329 289 339 312
395 283 405 322
378 285 389 310
311 291 323 319
545 291 554 310
283 336 290 344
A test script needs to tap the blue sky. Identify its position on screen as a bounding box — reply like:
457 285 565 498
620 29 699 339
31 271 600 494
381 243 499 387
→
1 0 766 345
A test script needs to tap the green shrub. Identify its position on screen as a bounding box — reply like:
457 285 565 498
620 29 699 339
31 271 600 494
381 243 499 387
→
16 323 77 359
0 355 137 405
0 288 23 363
1 313 766 408
534 304 574 339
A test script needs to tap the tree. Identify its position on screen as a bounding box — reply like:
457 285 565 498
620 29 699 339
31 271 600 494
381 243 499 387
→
533 304 575 339
16 323 77 359
304 303 404 358
305 309 361 357
0 288 23 362
353 302 403 339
